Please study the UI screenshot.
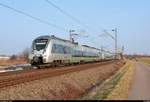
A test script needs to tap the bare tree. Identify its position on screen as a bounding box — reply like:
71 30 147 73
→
10 54 17 60
19 47 30 61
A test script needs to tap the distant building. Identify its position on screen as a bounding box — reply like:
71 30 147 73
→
0 55 10 60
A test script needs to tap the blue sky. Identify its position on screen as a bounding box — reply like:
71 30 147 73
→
0 0 150 55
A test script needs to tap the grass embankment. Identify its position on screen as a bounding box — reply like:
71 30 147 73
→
138 57 150 66
81 60 135 100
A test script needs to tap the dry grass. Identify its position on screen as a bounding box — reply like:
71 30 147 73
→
138 57 150 66
81 60 134 100
106 61 135 100
0 59 27 67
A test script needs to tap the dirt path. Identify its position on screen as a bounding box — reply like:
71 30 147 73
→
128 62 150 100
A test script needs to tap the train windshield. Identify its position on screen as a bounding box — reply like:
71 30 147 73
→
33 39 48 51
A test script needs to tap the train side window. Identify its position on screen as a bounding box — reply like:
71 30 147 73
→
63 46 67 54
83 51 86 57
52 44 62 54
72 50 76 56
79 50 83 56
73 50 77 56
73 50 82 57
77 51 80 57
52 44 56 53
66 46 71 54
58 45 64 54
52 44 71 54
63 46 69 54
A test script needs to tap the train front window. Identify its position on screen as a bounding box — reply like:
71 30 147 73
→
33 39 48 51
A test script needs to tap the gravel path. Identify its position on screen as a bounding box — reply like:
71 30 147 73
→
128 62 150 100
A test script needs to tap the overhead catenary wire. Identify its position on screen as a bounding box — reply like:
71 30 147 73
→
45 0 102 34
0 2 67 32
45 0 116 55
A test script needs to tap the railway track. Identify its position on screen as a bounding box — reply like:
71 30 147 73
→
0 60 124 89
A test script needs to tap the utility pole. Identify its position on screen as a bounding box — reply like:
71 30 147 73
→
69 30 73 42
100 28 118 59
69 29 88 43
121 45 124 59
69 30 76 43
122 46 124 54
101 46 104 60
112 28 118 59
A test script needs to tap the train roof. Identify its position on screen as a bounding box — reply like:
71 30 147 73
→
35 35 101 50
35 35 51 40
82 45 100 50
36 35 77 44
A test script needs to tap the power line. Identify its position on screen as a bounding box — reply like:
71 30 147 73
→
0 2 67 32
45 0 100 34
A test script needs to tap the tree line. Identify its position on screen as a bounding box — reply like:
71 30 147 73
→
10 47 30 61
